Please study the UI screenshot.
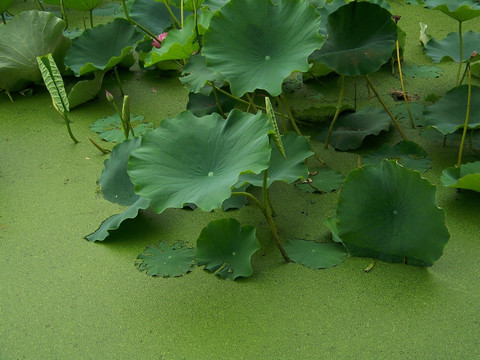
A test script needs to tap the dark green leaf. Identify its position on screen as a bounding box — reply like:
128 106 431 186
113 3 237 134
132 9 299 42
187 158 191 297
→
441 161 480 192
424 0 480 22
402 64 443 78
136 242 195 277
186 91 236 117
425 31 480 63
284 238 347 269
90 113 153 143
295 167 345 193
195 218 260 280
68 70 104 109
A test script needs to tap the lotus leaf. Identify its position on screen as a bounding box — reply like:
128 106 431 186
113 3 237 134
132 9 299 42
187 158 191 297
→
362 141 432 172
90 113 153 143
0 0 13 13
98 137 142 206
394 103 426 127
441 161 480 192
295 167 345 193
202 0 229 11
284 239 347 269
336 160 450 266
222 185 248 211
186 91 236 116
425 31 480 63
424 0 480 22
85 197 150 242
425 85 480 135
314 1 397 76
0 11 71 92
202 0 323 97
127 0 178 35
180 53 224 94
68 70 104 109
144 15 199 66
195 218 260 280
128 109 272 214
43 0 103 11
236 132 313 188
136 242 196 277
317 107 391 150
64 18 144 76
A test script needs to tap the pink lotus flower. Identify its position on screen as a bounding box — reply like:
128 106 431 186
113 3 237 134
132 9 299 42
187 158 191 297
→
152 32 168 49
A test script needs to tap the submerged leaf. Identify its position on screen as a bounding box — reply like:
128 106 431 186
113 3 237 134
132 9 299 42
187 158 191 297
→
195 218 260 280
362 141 432 172
202 0 323 97
128 110 272 214
425 85 480 135
137 242 195 277
336 160 450 266
284 239 347 269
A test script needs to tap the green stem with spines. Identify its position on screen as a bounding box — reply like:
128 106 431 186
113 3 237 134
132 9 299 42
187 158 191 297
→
456 21 463 87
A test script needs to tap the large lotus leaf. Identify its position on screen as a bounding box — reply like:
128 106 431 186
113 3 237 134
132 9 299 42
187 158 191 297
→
64 18 144 76
362 141 432 172
0 0 13 13
441 161 480 192
128 109 272 214
0 11 71 92
202 0 323 97
317 107 391 150
98 137 142 206
43 0 102 10
180 53 224 94
337 160 450 266
202 0 229 11
295 167 345 193
128 0 178 35
136 242 196 277
144 16 199 66
90 113 153 143
425 31 480 63
85 197 150 242
424 0 480 22
284 239 347 269
68 70 104 109
195 218 260 280
314 1 397 76
236 132 313 188
425 85 480 135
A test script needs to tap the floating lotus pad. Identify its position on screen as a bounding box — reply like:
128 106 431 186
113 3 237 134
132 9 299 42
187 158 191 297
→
128 110 272 214
295 167 345 193
0 11 71 92
202 0 323 97
90 113 153 143
64 18 144 76
314 1 397 76
336 160 450 266
195 218 260 280
441 161 480 192
425 85 480 135
136 242 196 278
284 239 347 269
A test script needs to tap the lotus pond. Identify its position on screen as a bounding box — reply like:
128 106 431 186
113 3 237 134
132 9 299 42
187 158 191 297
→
1 0 480 358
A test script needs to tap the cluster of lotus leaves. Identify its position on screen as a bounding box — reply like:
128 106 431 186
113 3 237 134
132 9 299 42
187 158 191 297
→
0 11 71 92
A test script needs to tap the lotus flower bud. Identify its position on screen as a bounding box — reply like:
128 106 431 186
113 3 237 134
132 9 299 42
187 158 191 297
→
152 32 168 49
105 90 114 102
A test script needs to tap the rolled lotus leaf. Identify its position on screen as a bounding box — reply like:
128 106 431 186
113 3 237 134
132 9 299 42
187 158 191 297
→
202 0 323 97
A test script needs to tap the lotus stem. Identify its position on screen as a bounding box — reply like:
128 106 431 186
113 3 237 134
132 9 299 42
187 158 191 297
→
457 63 472 168
245 93 258 113
279 93 302 136
365 75 408 141
193 0 202 48
275 97 287 133
180 0 183 27
5 90 13 102
63 113 80 144
114 67 125 97
262 169 290 262
324 75 345 149
211 83 225 118
121 0 158 41
89 9 94 28
88 138 110 154
1 13 6 24
60 0 68 28
162 1 181 29
36 0 44 11
456 21 463 87
231 192 266 217
396 40 415 129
